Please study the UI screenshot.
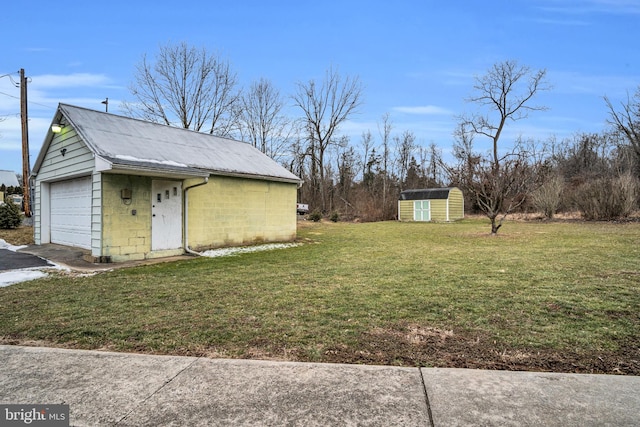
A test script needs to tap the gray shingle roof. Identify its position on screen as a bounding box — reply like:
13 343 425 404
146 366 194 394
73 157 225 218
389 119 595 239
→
0 170 19 187
35 104 300 183
399 188 455 200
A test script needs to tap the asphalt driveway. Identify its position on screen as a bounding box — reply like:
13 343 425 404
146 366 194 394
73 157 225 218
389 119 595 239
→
0 249 52 271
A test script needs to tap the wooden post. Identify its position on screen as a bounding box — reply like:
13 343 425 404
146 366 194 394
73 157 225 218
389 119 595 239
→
20 68 31 217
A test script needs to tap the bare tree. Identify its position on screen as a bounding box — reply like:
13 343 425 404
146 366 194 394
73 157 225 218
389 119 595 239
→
473 145 537 230
394 130 416 189
462 60 549 167
292 67 363 212
335 136 358 215
604 86 640 177
359 130 374 182
441 123 480 211
458 60 550 234
238 78 293 161
378 113 393 216
556 133 615 181
416 142 444 188
123 42 240 137
426 142 444 186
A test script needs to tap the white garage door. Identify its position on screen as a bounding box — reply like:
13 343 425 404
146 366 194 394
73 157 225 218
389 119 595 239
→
51 177 92 249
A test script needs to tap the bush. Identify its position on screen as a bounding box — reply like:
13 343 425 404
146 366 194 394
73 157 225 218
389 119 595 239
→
308 209 322 222
0 200 22 229
573 173 639 220
531 175 564 219
330 211 339 222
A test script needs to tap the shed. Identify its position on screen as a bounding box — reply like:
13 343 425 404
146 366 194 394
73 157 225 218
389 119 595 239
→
31 104 301 262
398 187 464 222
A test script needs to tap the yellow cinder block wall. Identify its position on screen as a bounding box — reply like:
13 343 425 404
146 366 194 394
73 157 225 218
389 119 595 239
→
101 174 151 261
186 176 297 251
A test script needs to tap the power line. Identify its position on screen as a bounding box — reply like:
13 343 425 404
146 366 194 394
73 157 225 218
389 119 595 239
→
0 72 20 89
27 100 56 110
0 90 19 100
2 72 56 110
0 91 57 110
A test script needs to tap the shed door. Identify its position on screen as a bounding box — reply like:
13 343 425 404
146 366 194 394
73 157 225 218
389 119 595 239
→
414 200 430 221
151 180 182 251
50 177 92 249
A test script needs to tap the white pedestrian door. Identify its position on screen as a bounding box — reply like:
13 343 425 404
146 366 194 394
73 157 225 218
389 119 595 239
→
414 200 430 221
151 180 183 251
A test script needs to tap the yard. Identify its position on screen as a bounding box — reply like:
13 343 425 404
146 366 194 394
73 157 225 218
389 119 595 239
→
0 219 639 374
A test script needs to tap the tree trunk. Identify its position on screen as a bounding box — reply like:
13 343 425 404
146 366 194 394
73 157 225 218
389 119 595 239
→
490 215 501 235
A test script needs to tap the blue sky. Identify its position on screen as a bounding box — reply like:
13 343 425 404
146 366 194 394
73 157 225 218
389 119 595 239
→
1 0 639 175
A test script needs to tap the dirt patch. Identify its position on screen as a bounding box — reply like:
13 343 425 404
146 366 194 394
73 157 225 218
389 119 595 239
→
321 322 640 375
3 328 638 375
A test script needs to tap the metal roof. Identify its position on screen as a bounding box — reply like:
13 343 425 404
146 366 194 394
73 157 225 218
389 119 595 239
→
34 104 301 183
0 170 19 187
399 188 456 200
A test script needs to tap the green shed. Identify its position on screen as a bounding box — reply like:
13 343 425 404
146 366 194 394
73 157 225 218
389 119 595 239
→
398 187 464 222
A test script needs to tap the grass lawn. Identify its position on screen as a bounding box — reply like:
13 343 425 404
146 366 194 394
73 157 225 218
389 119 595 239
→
1 218 639 374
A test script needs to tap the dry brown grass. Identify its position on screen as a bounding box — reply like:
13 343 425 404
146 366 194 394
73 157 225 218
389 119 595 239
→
0 226 34 246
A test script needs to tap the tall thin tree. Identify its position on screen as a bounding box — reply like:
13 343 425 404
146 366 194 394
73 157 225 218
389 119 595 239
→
239 78 292 161
292 67 363 212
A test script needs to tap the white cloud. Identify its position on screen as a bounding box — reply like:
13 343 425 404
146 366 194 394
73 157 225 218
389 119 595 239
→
548 70 640 96
0 116 22 149
532 18 590 25
0 141 21 151
393 106 453 115
538 0 640 14
31 73 113 88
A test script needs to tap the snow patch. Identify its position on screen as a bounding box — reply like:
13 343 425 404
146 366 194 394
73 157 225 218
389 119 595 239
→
200 243 299 258
114 155 188 168
0 239 27 252
0 270 48 287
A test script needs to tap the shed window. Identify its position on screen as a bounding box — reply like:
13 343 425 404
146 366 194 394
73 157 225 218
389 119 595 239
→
414 200 430 221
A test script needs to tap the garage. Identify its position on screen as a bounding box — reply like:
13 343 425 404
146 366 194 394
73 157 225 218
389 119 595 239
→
32 104 301 262
50 177 92 249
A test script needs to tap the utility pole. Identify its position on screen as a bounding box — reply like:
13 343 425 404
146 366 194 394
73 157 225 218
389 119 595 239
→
20 68 31 217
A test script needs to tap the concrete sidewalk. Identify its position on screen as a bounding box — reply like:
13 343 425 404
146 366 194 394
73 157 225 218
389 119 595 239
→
0 345 638 426
18 243 194 273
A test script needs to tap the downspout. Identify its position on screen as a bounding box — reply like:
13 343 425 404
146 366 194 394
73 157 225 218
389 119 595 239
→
183 176 209 256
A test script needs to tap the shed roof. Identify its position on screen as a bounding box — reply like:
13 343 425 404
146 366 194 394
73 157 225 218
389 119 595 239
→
33 104 300 183
0 170 19 187
399 188 457 200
